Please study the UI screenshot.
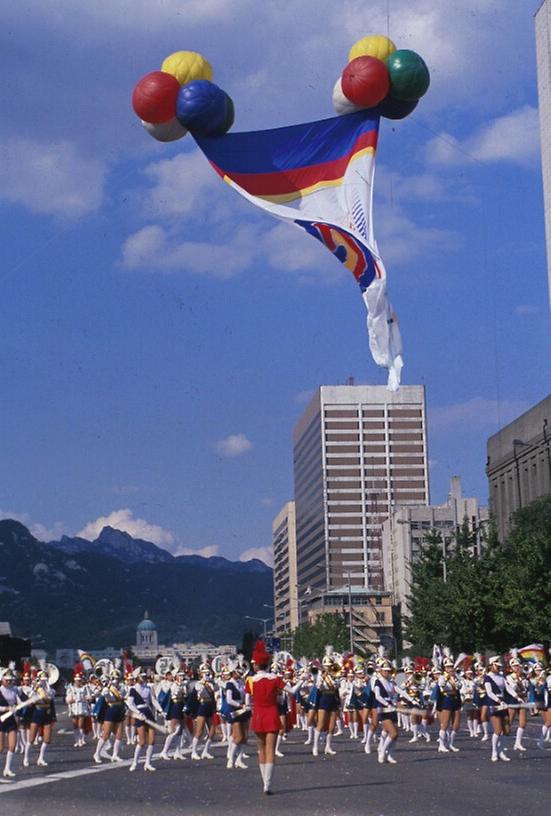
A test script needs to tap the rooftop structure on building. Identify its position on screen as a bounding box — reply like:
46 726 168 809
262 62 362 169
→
486 394 551 542
382 476 489 625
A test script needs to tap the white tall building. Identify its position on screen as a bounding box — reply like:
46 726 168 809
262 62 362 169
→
536 0 551 307
382 477 489 620
293 384 429 595
272 502 299 635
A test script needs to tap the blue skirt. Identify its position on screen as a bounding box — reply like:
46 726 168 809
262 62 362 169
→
195 702 214 719
104 704 125 723
0 716 17 733
317 693 339 712
31 707 54 726
167 702 183 721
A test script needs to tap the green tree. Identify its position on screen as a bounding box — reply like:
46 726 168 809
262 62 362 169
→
490 496 551 648
240 629 256 661
404 531 449 652
291 613 348 659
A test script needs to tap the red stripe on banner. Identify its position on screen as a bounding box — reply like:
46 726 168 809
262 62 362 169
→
211 130 378 196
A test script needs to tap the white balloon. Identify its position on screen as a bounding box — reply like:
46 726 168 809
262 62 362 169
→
141 117 188 142
332 77 364 116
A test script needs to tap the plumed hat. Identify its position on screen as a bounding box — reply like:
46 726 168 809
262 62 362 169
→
252 640 271 666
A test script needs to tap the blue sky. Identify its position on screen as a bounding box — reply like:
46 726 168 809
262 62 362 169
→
1 0 550 563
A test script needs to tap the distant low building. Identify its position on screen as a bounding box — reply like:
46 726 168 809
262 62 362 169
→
382 477 489 621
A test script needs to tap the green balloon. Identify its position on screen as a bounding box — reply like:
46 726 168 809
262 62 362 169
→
385 50 430 101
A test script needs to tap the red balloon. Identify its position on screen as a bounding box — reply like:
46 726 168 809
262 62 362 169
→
341 56 390 108
132 71 181 124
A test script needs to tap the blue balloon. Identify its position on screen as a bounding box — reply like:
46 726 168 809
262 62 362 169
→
176 80 233 137
377 95 418 120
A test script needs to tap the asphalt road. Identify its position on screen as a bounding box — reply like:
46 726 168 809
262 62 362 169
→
1 716 550 816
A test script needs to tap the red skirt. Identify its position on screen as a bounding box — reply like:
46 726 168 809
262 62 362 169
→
251 705 280 734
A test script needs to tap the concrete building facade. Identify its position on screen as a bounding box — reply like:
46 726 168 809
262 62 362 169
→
487 394 551 542
293 384 429 595
536 0 551 307
272 502 299 635
382 476 489 620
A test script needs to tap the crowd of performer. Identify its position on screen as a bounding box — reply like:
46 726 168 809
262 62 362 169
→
1 644 550 793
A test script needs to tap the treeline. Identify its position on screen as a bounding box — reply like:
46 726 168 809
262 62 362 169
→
405 495 551 655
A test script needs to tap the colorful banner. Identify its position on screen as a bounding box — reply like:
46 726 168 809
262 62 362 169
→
194 111 403 389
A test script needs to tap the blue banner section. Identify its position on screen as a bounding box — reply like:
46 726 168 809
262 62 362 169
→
194 110 379 174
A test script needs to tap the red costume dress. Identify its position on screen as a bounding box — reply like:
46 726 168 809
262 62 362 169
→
250 672 285 734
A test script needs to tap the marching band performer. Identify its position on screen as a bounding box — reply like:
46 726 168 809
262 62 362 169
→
403 667 428 743
473 659 489 741
24 669 56 767
0 669 20 778
531 663 550 749
126 669 163 772
246 639 284 795
225 667 250 769
461 667 478 738
436 658 462 753
364 661 381 754
373 659 401 764
159 669 188 760
484 656 511 762
190 662 217 760
505 655 529 752
15 670 34 755
312 655 340 757
65 672 92 748
93 670 127 764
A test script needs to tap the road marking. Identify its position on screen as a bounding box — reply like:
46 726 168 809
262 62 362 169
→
0 756 138 794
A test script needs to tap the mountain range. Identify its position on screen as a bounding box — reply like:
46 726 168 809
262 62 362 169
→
0 520 273 651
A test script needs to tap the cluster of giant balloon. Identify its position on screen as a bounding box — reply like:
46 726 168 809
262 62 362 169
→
132 51 234 142
333 35 430 120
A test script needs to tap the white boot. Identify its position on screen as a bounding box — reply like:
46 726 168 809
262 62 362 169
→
144 745 156 771
3 751 16 778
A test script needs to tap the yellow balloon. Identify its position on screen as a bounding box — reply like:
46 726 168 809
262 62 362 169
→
349 35 397 63
161 51 213 86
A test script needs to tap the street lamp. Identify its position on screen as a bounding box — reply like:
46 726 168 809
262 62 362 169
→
244 615 271 638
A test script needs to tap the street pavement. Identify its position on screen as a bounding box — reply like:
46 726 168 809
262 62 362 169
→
1 716 550 816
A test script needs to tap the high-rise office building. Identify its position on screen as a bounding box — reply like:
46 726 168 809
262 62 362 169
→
536 0 551 307
293 385 429 597
272 501 299 635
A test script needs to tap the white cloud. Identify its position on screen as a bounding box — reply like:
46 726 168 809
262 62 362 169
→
426 106 540 167
375 203 459 265
142 151 219 219
215 433 253 458
259 497 274 507
0 138 106 218
240 546 273 566
6 0 247 34
173 544 220 558
430 397 530 432
121 223 256 278
77 508 175 546
0 509 66 542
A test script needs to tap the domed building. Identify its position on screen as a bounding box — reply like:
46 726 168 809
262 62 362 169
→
136 611 158 655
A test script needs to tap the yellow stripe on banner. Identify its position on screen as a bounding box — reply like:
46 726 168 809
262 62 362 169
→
223 146 376 204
